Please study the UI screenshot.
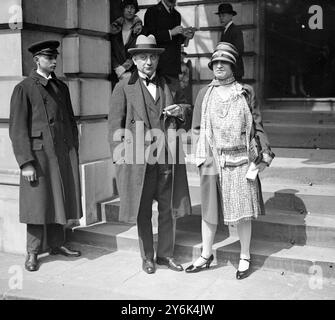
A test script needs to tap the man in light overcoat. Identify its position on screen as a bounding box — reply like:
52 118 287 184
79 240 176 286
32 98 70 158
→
108 35 191 274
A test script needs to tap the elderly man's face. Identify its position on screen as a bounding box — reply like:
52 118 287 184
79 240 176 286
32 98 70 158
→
133 53 159 77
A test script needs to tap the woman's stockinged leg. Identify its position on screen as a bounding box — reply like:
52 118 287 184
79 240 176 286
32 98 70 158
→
193 219 217 267
237 220 252 271
201 219 217 257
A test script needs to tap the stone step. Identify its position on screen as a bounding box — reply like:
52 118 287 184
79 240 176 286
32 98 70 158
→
187 179 335 215
102 199 335 248
264 99 335 111
262 109 335 125
176 209 335 248
253 210 335 248
271 147 335 160
195 181 335 215
260 163 335 185
67 222 335 278
263 122 335 149
185 148 335 185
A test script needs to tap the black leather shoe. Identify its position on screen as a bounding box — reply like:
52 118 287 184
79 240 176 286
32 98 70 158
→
142 259 155 274
236 258 251 280
156 256 183 272
25 253 38 272
50 246 81 257
185 254 214 273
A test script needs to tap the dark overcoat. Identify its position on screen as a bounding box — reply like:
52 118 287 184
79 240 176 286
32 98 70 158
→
9 70 82 225
220 23 245 80
108 71 192 223
192 83 275 224
144 2 185 77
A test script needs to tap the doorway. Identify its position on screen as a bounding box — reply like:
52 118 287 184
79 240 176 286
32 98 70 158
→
264 0 335 98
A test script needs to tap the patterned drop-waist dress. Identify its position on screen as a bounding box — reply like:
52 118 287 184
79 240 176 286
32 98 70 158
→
208 84 261 225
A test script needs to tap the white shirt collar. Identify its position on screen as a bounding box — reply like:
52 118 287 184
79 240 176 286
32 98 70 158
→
138 71 156 81
161 1 173 13
36 69 52 79
224 21 233 32
138 71 157 100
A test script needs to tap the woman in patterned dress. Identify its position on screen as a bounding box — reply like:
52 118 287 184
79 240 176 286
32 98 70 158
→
186 42 275 279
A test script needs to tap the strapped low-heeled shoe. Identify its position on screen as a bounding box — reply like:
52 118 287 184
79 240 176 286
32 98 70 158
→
185 254 214 273
236 258 251 280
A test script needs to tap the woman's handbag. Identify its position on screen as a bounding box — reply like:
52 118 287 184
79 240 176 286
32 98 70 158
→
249 134 263 165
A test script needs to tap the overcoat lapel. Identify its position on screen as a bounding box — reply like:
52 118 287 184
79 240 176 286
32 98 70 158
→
53 78 68 107
129 79 151 128
157 78 166 113
128 71 152 128
157 77 173 113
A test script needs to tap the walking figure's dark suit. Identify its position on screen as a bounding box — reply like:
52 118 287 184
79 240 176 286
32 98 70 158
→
144 2 184 79
220 23 245 80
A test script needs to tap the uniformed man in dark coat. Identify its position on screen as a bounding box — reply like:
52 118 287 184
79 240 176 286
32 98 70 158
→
108 35 191 274
9 40 82 272
216 3 245 81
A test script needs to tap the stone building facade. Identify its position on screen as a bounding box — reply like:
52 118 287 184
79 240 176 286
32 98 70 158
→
1 0 334 254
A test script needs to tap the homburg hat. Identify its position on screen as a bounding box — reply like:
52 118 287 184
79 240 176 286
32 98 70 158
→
215 3 237 16
128 35 165 55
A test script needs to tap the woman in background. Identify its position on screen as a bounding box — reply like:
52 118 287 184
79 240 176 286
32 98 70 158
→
111 0 143 86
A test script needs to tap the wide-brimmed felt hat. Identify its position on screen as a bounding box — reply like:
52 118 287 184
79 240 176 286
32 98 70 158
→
128 35 165 55
208 42 238 70
215 3 237 16
28 40 60 56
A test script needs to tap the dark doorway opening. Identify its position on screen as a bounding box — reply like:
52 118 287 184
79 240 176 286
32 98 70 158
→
265 0 335 98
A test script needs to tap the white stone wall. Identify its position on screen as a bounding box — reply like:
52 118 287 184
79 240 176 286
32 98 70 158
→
0 1 24 254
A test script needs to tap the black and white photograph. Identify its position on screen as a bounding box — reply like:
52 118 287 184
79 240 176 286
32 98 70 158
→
0 0 335 307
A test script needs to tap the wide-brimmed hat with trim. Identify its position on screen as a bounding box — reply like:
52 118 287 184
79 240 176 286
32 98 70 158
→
215 3 237 16
208 42 238 70
128 35 165 55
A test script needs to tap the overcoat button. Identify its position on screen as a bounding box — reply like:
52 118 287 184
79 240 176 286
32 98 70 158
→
131 119 135 124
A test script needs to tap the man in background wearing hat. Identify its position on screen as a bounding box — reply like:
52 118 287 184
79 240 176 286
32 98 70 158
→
9 40 82 272
108 34 191 274
144 0 195 99
216 3 245 81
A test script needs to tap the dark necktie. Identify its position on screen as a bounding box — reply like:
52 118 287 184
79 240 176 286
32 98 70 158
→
145 77 156 86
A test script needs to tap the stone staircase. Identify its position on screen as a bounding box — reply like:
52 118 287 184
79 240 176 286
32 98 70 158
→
68 146 335 278
262 99 335 149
